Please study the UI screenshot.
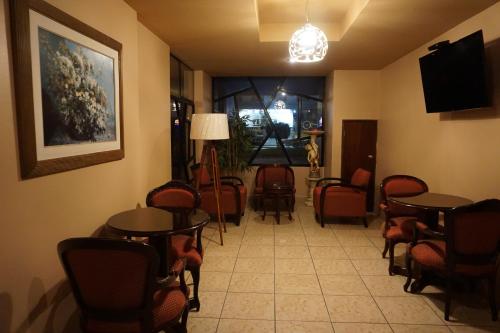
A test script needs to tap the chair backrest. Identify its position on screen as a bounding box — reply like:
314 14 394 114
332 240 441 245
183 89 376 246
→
380 175 428 217
58 238 158 330
350 168 371 188
256 164 295 188
446 199 500 265
146 180 200 212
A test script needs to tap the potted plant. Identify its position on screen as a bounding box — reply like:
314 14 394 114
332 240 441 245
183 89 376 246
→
216 115 253 175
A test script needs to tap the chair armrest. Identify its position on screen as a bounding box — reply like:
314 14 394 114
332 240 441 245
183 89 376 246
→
221 176 244 185
156 258 186 289
409 219 445 244
322 182 366 192
316 177 344 186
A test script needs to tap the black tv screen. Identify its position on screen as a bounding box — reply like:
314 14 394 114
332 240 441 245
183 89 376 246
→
419 30 490 113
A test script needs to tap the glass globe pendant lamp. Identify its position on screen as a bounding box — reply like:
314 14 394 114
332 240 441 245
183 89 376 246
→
289 1 328 63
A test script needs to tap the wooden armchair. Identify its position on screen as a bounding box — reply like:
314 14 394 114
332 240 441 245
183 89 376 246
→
379 175 429 275
313 168 371 228
404 199 500 321
191 164 247 226
146 180 206 311
58 237 189 333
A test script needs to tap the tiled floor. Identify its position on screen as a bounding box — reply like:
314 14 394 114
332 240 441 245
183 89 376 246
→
185 199 500 333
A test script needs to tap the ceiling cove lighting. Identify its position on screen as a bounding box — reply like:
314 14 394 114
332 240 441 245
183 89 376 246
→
289 0 328 63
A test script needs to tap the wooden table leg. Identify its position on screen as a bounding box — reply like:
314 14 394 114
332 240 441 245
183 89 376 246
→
149 235 169 277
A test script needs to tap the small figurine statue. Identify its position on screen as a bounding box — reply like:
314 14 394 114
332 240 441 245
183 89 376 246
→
305 141 320 177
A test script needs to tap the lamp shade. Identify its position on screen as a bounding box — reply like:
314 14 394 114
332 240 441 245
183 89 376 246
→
190 113 229 140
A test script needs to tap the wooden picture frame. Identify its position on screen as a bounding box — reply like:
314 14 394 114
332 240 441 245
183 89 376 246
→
10 0 124 179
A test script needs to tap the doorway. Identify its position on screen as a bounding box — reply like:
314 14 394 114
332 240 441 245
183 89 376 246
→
341 120 377 211
171 97 195 181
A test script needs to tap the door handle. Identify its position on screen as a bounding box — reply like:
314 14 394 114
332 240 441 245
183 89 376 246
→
368 154 374 159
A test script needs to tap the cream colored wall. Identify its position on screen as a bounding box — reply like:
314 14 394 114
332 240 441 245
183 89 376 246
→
331 70 381 176
0 1 171 331
138 23 171 196
378 2 500 201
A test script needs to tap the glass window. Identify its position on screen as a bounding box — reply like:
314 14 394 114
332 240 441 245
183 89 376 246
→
212 77 325 166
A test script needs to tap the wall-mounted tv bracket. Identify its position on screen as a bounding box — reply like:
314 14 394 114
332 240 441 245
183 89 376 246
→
428 40 450 51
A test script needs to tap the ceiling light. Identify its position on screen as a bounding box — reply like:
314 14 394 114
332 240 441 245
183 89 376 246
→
289 0 328 63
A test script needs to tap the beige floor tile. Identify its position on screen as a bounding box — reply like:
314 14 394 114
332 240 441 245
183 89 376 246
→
318 274 370 296
374 296 443 325
361 275 411 297
275 274 321 295
390 324 451 333
238 245 274 258
221 292 274 320
229 272 274 293
337 235 374 247
234 257 274 273
204 245 240 257
275 258 315 274
302 227 332 237
200 256 236 272
217 319 274 333
333 323 393 333
364 229 384 237
275 294 330 321
204 233 242 247
352 259 389 275
324 295 387 323
275 233 307 246
186 317 219 333
344 246 382 259
334 230 368 237
275 245 310 258
242 234 274 245
190 291 226 318
369 236 387 248
198 271 232 292
309 246 348 259
305 234 340 246
244 226 275 236
276 320 334 333
313 258 358 275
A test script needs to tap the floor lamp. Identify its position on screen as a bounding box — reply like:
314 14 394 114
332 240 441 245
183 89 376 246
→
190 113 229 245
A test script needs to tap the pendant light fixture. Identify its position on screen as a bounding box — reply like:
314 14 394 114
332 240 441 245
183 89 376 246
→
289 0 328 63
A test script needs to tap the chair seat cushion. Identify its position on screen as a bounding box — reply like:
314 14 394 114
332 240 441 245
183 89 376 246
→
313 185 365 216
85 285 187 333
385 225 411 241
171 235 202 267
411 240 496 276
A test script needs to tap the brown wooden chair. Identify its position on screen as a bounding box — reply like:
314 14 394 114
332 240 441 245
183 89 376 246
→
253 164 295 211
313 168 371 228
404 199 500 321
146 180 205 311
58 237 189 333
379 175 429 275
191 163 247 226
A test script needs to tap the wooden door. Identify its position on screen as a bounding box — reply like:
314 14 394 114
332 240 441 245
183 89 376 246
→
341 120 377 211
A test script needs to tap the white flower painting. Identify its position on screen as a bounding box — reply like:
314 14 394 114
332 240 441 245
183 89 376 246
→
38 28 116 145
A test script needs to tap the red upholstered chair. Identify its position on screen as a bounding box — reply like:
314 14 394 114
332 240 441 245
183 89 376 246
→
146 180 204 311
191 164 247 226
313 168 371 228
253 164 296 211
404 199 500 321
58 237 189 333
379 175 428 275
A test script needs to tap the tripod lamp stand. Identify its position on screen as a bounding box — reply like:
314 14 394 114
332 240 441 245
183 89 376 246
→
190 113 229 245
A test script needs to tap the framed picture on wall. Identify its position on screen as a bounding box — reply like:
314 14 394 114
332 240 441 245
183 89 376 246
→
10 0 123 179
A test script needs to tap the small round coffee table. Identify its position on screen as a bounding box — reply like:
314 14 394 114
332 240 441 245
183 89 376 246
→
262 182 293 224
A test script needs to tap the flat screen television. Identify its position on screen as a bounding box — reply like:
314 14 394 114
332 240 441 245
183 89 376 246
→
419 30 490 113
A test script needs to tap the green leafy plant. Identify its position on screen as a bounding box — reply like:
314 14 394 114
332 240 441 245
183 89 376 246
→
216 115 253 174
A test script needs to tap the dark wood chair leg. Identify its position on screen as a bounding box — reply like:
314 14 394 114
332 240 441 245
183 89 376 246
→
320 214 324 228
404 250 412 292
190 266 201 311
445 277 452 321
177 304 189 333
382 239 389 258
388 240 395 276
262 197 267 220
362 217 368 228
488 276 498 321
285 197 292 221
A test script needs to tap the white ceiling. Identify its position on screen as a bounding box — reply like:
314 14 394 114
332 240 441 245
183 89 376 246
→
125 0 499 76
